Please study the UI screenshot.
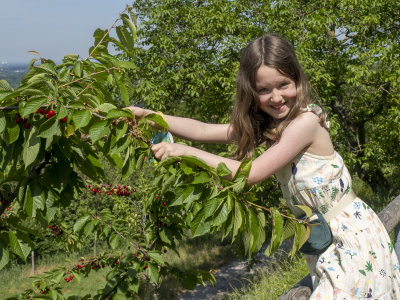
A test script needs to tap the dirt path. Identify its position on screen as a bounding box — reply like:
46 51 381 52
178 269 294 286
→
176 241 292 300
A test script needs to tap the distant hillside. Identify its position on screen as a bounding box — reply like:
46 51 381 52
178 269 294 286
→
0 63 29 89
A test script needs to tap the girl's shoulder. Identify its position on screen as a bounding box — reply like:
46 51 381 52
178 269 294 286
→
300 104 330 128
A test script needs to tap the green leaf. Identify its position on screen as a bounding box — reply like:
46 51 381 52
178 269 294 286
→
147 251 164 265
115 121 128 141
97 103 117 113
211 201 229 227
191 171 210 184
161 173 176 194
72 110 91 129
170 185 194 206
35 63 58 77
0 79 13 91
73 215 91 233
282 219 296 241
116 25 134 51
159 228 173 245
9 231 31 260
145 113 170 130
232 200 245 240
24 182 44 218
20 97 48 118
0 240 10 270
38 117 60 138
73 61 83 77
115 61 137 69
23 126 41 168
109 234 120 249
106 109 133 119
289 222 307 258
56 104 67 119
83 220 95 236
160 156 211 173
203 198 220 219
265 208 283 256
118 81 130 106
296 205 313 218
6 121 20 144
122 148 136 178
147 262 159 283
121 13 137 42
217 162 232 177
190 208 211 237
0 115 6 133
45 190 58 223
233 159 252 181
89 119 109 143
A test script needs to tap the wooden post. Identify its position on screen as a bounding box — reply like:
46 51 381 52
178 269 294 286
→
94 231 97 257
31 250 35 275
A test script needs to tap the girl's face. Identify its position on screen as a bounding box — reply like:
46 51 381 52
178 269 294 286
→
255 65 297 120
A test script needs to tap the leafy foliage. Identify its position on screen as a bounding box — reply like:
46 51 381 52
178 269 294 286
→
0 5 309 299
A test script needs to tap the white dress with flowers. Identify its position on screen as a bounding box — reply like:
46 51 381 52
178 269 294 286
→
274 106 400 299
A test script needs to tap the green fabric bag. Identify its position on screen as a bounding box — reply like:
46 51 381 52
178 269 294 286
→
299 212 333 255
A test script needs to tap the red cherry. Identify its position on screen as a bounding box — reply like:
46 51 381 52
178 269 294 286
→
144 264 148 270
40 109 47 115
162 202 166 206
48 110 55 117
24 123 31 129
35 109 40 114
16 117 23 124
61 117 67 123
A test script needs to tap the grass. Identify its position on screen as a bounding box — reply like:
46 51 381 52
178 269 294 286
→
140 234 236 300
0 234 235 299
1 248 109 299
223 254 309 300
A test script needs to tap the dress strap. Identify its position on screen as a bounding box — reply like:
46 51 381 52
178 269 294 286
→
301 104 330 128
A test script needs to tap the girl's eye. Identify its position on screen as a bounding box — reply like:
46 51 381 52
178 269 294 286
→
258 88 269 95
280 82 289 88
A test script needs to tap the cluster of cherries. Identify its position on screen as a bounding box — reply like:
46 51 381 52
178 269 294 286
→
87 183 136 197
15 109 68 129
47 223 64 236
1 197 9 207
15 113 32 129
64 274 74 282
1 198 11 220
35 108 67 123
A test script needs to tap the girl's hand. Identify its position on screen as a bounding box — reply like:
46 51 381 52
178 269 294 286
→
125 106 153 120
150 142 190 160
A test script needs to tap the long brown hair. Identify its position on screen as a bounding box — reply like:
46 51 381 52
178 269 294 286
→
230 34 319 160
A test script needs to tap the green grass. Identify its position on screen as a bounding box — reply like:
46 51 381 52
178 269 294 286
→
0 248 109 299
223 254 309 300
0 234 235 299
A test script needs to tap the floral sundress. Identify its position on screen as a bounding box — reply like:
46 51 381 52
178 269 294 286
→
274 106 400 299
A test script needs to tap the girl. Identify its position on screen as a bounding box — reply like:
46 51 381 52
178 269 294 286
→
128 34 400 299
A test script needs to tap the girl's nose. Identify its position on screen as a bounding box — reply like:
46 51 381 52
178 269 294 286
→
270 89 282 103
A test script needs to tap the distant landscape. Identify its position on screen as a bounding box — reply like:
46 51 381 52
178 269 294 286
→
0 62 29 89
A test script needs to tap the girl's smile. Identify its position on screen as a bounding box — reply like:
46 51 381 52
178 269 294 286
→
255 65 297 120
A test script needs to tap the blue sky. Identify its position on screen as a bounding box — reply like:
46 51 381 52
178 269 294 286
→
0 0 131 63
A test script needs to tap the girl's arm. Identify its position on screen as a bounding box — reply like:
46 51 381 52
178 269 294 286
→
127 106 235 144
151 112 329 185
